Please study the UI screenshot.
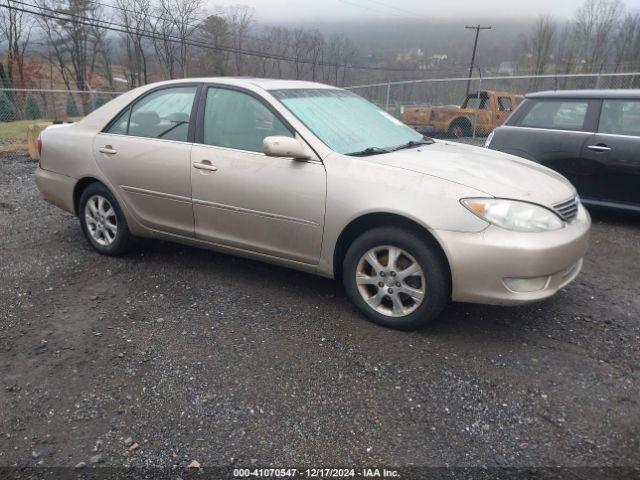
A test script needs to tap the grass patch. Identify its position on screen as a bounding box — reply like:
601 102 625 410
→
0 117 81 143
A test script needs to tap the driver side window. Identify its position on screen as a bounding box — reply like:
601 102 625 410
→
202 87 292 152
106 86 197 142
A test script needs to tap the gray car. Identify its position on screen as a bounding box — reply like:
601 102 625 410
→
35 78 590 330
486 89 640 212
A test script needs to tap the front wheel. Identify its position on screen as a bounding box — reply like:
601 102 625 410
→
342 227 450 330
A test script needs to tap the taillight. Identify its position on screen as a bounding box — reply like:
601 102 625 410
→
36 135 42 164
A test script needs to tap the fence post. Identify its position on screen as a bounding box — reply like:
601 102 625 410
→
472 68 482 139
385 82 391 112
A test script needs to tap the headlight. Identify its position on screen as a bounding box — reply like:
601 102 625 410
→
484 130 494 148
461 198 564 232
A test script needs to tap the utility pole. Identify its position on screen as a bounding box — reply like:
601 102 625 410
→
465 25 492 96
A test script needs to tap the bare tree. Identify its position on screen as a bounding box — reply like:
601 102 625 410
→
116 0 151 87
325 34 357 86
159 0 202 77
307 29 325 81
149 0 178 78
530 16 555 75
613 12 640 73
34 0 107 113
262 27 290 78
224 5 253 75
573 0 625 72
0 0 33 88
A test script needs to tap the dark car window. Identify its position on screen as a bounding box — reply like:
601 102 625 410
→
106 108 130 135
498 97 512 112
107 86 197 141
599 100 640 137
203 87 292 152
520 100 589 130
464 93 489 110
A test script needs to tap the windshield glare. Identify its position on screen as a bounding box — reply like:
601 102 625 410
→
270 88 424 155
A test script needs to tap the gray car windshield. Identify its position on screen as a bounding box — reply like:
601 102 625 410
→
270 89 425 155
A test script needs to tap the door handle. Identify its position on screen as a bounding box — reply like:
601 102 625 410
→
587 144 611 152
193 161 218 172
98 146 117 155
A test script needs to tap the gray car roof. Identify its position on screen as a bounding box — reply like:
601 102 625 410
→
526 89 640 99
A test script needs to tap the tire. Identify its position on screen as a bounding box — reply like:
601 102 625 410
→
448 120 468 139
78 182 134 256
342 227 450 330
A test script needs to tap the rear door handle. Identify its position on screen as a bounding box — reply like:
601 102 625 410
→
587 144 611 152
98 146 117 155
193 161 218 172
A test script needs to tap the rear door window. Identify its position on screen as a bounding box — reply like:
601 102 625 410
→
598 100 640 137
107 86 198 141
520 100 589 130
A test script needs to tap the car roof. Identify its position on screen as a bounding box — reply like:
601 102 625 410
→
526 89 640 100
470 91 522 97
147 77 339 91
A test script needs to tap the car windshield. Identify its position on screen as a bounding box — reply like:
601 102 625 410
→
270 88 425 155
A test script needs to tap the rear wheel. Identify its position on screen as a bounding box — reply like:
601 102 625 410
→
342 227 449 330
79 182 134 256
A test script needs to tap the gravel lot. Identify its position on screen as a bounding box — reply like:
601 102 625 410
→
1 152 639 476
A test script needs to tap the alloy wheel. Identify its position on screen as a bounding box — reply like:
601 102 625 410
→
355 245 426 317
84 194 118 246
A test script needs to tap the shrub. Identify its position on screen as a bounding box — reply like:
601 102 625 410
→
24 95 42 120
66 93 79 117
0 92 17 122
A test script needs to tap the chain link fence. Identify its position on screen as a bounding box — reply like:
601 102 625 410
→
0 88 123 123
346 72 640 139
0 88 123 151
1 73 639 148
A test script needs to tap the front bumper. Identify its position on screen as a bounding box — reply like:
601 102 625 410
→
436 204 591 305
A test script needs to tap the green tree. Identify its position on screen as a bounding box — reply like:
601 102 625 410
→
0 92 17 122
66 93 79 117
25 95 42 120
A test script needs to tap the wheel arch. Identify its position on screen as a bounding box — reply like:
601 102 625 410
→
73 176 102 216
332 212 452 290
447 116 472 132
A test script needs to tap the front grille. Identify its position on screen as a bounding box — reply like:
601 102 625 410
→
553 196 579 223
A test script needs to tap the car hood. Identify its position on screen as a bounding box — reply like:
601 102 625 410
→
368 140 576 206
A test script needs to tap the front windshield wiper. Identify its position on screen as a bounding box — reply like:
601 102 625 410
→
388 138 435 152
346 146 390 157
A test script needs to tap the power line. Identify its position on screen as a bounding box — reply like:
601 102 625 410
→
356 0 430 19
337 0 409 18
3 1 428 72
77 0 209 31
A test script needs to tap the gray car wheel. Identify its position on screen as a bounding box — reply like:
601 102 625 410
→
343 227 450 330
79 182 134 256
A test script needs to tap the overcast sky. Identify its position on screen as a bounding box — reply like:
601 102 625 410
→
211 0 640 22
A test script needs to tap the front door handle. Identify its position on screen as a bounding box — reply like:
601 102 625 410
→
193 161 218 172
98 146 117 155
587 144 611 152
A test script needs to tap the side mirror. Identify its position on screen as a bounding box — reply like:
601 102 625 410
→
263 136 310 160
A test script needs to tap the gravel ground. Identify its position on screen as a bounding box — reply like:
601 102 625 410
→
1 153 639 476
